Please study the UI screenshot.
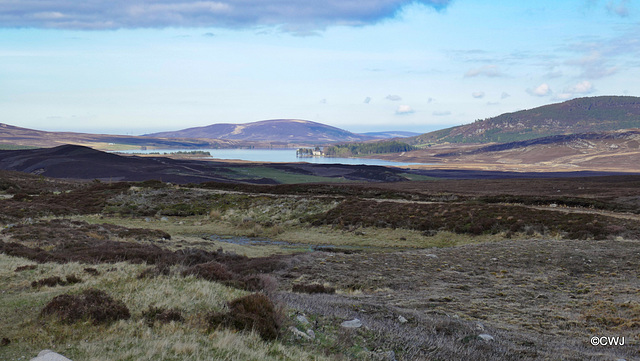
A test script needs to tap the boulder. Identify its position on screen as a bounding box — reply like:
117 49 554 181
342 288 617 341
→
341 318 362 328
296 315 310 325
30 350 72 361
289 326 312 340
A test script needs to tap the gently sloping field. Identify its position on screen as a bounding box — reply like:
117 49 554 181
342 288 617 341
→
0 172 639 360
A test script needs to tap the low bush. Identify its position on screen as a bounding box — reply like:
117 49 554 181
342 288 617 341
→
182 261 234 282
31 276 65 288
14 264 37 272
65 274 82 285
41 288 130 325
292 283 336 294
208 293 281 341
142 306 184 326
83 267 100 276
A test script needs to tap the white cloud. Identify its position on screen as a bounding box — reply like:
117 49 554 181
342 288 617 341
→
472 91 485 99
396 105 415 115
464 65 503 78
385 95 402 101
0 0 453 32
554 80 595 100
566 80 594 94
501 92 510 99
527 83 552 97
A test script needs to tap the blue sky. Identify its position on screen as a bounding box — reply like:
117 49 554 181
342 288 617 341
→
1 0 639 135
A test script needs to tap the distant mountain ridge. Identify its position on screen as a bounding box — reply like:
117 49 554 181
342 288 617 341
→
407 96 640 145
0 123 234 149
146 119 374 143
361 131 421 139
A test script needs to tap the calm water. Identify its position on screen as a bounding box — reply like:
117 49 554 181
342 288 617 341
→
117 148 420 167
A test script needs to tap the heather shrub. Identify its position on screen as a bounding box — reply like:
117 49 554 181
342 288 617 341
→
142 306 184 326
292 283 336 294
208 293 281 341
41 288 130 325
181 261 234 282
31 276 65 288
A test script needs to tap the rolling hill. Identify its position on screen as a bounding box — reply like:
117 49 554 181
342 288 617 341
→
0 144 413 184
145 119 374 143
407 96 640 145
0 123 235 150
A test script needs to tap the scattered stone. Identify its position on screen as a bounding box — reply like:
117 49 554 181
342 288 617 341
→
478 334 494 342
398 315 408 324
367 350 397 361
160 217 169 222
306 329 316 340
424 254 438 258
475 322 485 331
296 315 310 325
341 318 362 328
30 350 72 361
289 326 312 340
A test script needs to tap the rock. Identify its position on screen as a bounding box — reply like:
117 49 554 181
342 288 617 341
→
341 318 362 328
475 322 485 331
296 315 310 325
160 217 169 222
398 315 408 324
424 254 438 258
478 334 494 342
289 326 312 340
306 329 316 340
30 350 73 361
367 350 397 361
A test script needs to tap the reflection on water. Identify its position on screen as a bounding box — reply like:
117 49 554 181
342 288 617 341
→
117 148 420 167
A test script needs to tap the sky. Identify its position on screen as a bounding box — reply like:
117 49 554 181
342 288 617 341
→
1 0 639 135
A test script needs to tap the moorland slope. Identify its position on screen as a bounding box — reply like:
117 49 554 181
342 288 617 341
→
407 95 640 145
146 119 374 143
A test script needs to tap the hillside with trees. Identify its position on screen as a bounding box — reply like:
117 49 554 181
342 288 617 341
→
406 96 640 145
324 140 417 157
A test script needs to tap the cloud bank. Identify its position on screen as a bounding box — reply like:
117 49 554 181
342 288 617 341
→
0 0 452 31
395 105 415 115
528 83 552 97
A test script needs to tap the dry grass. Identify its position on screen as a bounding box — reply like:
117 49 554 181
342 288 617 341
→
0 254 327 361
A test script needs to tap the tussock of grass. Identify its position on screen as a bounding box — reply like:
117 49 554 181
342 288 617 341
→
0 254 326 360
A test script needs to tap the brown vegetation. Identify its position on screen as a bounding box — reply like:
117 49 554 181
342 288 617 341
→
307 198 640 239
41 288 131 325
292 283 336 294
208 293 282 341
142 306 184 326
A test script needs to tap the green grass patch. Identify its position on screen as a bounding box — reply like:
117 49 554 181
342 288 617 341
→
233 167 353 184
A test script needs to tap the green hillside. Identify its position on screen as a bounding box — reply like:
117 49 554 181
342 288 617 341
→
407 96 640 146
